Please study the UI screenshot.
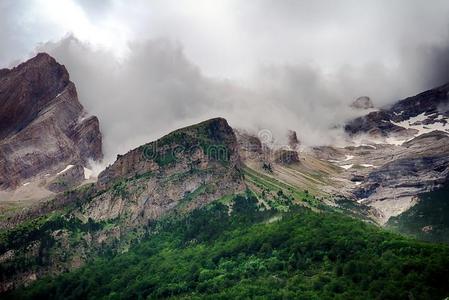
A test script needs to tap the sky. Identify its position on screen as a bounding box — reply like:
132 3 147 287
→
1 0 449 162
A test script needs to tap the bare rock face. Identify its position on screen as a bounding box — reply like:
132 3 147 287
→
317 128 449 224
92 117 244 225
234 130 263 162
287 130 300 150
350 96 374 110
355 131 449 201
0 53 103 190
345 82 449 137
345 110 407 137
340 81 449 223
0 118 245 290
47 165 85 193
274 149 299 164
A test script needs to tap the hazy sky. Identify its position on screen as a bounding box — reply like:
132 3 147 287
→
1 0 449 161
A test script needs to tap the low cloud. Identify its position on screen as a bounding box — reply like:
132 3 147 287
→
1 1 448 164
35 34 449 165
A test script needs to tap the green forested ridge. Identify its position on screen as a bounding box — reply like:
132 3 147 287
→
7 194 449 300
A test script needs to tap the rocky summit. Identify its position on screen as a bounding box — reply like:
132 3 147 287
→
1 54 449 299
345 82 449 137
0 53 102 191
350 96 374 110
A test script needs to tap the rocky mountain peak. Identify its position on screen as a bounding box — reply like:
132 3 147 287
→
0 53 102 190
0 52 70 139
345 82 449 137
350 96 374 110
98 117 239 190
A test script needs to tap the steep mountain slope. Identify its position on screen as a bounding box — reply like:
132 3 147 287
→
345 82 449 138
0 53 102 188
307 83 449 224
1 115 449 298
233 82 449 229
1 53 449 298
0 118 245 291
387 181 449 243
0 53 102 209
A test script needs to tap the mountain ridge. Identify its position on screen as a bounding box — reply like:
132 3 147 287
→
0 53 102 192
1 54 449 297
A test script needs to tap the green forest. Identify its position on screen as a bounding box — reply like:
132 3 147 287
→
7 194 449 300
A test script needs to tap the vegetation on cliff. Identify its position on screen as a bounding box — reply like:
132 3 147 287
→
8 193 449 300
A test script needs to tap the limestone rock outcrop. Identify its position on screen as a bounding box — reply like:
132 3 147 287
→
0 53 102 190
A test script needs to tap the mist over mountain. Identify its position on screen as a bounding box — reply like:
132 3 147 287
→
36 34 449 164
2 1 449 163
2 2 449 298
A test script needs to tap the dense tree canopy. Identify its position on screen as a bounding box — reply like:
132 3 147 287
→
7 195 449 300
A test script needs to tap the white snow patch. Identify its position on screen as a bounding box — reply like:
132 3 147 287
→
22 182 30 186
357 198 367 204
360 144 377 149
391 112 448 137
344 155 354 161
340 164 353 170
354 181 362 185
57 164 74 175
360 164 375 168
393 111 404 116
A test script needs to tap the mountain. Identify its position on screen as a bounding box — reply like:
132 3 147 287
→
8 199 449 299
301 83 449 224
0 53 102 202
345 82 449 138
1 54 449 298
2 116 449 298
0 117 244 291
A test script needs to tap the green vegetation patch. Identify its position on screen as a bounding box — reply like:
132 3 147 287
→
8 194 449 300
244 166 319 208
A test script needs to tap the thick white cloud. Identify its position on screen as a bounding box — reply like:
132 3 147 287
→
2 0 449 163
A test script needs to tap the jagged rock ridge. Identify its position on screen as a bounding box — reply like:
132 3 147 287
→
92 117 244 224
345 82 449 137
0 53 103 190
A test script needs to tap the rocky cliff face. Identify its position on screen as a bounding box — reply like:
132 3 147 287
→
350 96 374 110
0 53 102 190
316 82 449 223
345 82 449 137
0 118 245 291
91 117 244 226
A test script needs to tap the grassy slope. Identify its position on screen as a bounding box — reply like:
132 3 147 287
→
4 168 449 300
